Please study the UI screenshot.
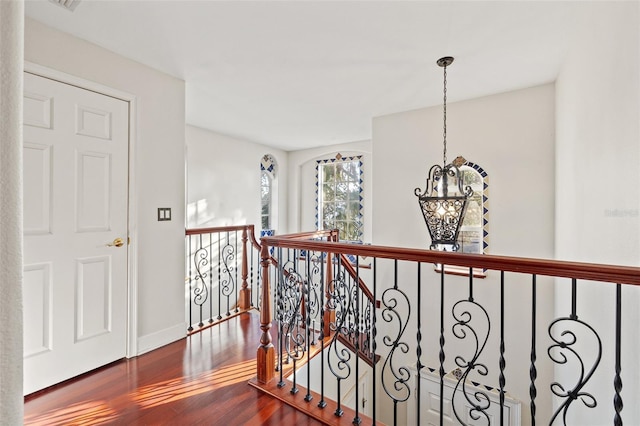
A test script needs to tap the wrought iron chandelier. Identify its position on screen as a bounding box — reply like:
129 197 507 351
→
414 56 473 251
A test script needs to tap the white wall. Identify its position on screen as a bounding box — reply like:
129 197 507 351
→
555 2 640 425
186 125 288 233
288 140 372 240
371 84 557 424
25 19 187 353
372 84 555 257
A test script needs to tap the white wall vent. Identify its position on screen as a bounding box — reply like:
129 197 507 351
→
49 0 81 12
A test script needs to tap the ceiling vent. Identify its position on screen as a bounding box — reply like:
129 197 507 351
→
49 0 81 12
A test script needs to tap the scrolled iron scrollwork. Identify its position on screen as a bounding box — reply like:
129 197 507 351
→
192 247 209 307
219 242 236 298
548 317 602 425
306 252 323 320
327 271 353 382
361 299 373 359
280 260 306 365
381 287 411 405
451 299 492 425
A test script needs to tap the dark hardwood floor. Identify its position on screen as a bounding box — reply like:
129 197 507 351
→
24 312 322 425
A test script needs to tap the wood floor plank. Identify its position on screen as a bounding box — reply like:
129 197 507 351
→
24 312 323 425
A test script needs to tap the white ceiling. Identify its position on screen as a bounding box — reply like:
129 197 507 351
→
25 0 587 151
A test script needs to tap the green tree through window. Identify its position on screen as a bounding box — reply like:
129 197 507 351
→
317 155 363 242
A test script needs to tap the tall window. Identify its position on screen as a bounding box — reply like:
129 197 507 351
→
260 154 277 231
261 171 271 230
438 160 488 276
458 164 486 254
317 154 363 242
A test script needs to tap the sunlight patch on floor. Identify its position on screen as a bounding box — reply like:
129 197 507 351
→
24 359 257 424
131 359 257 409
24 400 119 426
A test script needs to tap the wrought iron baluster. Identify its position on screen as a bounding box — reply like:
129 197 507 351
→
372 257 377 425
305 250 313 403
353 256 361 425
381 259 411 425
250 241 254 307
548 278 602 425
208 233 213 323
257 244 263 311
500 271 506 426
187 235 193 332
530 274 537 426
439 266 446 425
451 268 491 425
416 262 423 426
318 248 327 409
235 230 239 313
192 233 209 328
614 283 622 426
220 231 236 317
280 249 306 396
276 247 285 386
327 254 351 417
217 233 222 320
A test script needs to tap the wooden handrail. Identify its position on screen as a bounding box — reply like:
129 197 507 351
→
267 229 337 241
261 235 640 286
339 253 376 305
186 224 255 235
247 225 262 251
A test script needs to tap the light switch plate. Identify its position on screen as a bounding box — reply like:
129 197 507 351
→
158 207 171 221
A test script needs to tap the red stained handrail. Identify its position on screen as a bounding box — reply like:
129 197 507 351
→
261 234 640 286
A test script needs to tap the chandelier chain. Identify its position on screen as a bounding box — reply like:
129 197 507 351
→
442 63 448 166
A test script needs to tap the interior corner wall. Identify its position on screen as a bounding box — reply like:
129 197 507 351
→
287 140 372 240
555 2 640 424
186 125 288 233
24 19 187 353
0 0 24 421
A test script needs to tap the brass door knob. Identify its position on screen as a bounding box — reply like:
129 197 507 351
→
107 237 124 248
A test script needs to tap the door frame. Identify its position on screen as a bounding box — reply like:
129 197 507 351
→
24 61 139 358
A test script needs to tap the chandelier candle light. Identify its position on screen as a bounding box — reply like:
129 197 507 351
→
414 56 473 252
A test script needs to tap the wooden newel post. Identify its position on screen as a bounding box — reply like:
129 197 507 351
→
256 242 275 384
239 227 250 310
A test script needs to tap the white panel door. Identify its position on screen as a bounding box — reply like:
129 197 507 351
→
23 72 129 395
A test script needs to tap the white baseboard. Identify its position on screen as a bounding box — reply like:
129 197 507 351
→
137 322 187 356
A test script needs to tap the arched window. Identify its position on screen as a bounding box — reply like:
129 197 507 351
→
438 159 488 276
260 154 277 232
458 162 487 255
